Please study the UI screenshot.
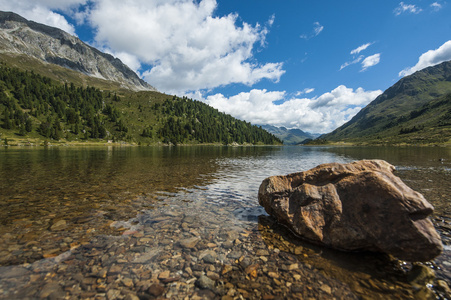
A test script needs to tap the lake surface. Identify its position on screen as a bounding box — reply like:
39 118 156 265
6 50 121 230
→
0 146 450 299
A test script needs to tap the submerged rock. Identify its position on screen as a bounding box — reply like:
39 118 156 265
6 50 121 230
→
258 160 443 262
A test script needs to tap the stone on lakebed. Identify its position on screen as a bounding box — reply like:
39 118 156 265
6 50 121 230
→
258 160 443 262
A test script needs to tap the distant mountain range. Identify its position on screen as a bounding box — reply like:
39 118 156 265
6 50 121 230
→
261 125 319 145
0 11 155 92
319 60 451 145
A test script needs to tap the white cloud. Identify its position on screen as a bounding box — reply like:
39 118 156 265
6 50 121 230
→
313 22 324 36
340 55 364 70
295 88 315 96
84 0 284 94
350 43 373 55
0 0 284 95
0 0 87 35
394 2 422 16
300 21 324 39
399 40 451 77
341 43 375 71
431 2 442 11
201 86 382 134
361 53 381 71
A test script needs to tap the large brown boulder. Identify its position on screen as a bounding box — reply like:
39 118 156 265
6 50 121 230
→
258 160 443 262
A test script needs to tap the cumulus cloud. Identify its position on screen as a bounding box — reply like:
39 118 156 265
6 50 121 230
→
0 0 284 95
83 0 284 94
202 86 382 133
300 22 324 39
361 53 381 71
394 2 422 16
0 0 87 35
399 40 451 77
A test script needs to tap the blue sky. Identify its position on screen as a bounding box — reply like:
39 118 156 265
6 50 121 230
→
1 1 451 133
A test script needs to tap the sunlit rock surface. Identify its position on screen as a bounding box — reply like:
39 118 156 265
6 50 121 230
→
0 11 156 92
258 160 443 262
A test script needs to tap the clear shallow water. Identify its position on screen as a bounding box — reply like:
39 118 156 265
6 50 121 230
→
0 146 450 299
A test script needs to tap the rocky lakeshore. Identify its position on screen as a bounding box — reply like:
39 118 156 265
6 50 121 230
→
0 146 450 299
0 189 450 300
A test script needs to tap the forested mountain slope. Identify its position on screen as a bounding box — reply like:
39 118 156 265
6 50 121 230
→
0 65 281 145
319 60 451 144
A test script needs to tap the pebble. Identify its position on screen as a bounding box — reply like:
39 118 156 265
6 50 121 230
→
39 283 64 298
202 254 216 264
408 264 436 286
148 283 165 297
50 220 67 231
0 187 447 300
158 270 171 280
196 274 216 290
106 289 121 299
437 280 451 295
121 277 134 287
227 251 242 259
179 237 200 249
321 284 332 294
222 265 233 275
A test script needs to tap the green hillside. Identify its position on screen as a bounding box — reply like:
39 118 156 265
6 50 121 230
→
319 60 451 145
0 63 282 146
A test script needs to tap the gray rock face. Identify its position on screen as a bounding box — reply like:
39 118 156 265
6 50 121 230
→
258 160 443 262
0 11 156 92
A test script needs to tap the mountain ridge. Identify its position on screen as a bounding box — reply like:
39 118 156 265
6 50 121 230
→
0 11 156 92
319 60 451 144
261 125 318 145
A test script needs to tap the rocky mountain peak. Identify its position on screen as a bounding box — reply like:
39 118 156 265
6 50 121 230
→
0 11 156 92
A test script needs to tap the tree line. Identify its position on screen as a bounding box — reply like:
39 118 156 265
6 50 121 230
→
155 96 282 145
0 65 128 141
0 64 282 145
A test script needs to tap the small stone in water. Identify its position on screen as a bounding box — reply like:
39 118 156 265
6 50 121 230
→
148 283 165 297
121 277 134 287
50 220 67 231
437 280 451 294
158 270 170 280
107 289 121 299
222 241 234 249
202 254 216 264
196 275 215 290
222 265 233 275
321 284 332 294
178 237 200 249
39 283 64 298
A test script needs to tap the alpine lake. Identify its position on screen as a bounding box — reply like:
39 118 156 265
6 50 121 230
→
0 145 450 299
